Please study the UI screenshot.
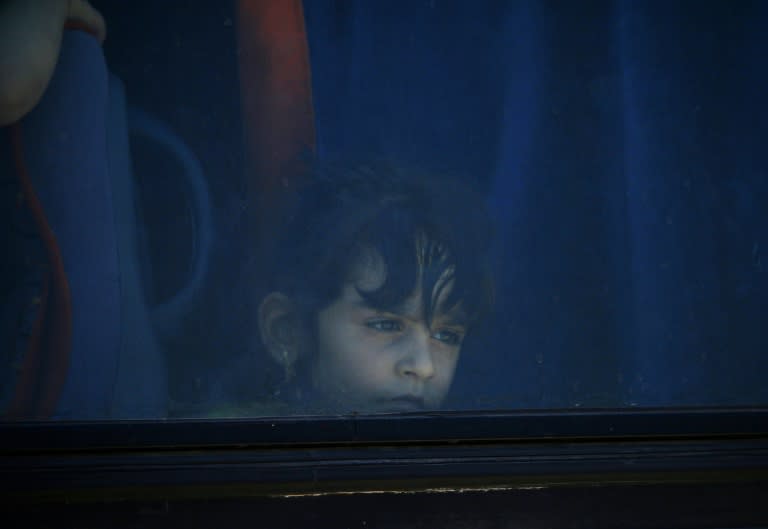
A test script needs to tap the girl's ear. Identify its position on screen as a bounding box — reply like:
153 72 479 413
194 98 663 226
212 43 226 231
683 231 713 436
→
258 292 307 370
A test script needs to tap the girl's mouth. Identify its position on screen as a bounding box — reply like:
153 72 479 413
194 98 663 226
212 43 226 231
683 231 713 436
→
383 396 426 411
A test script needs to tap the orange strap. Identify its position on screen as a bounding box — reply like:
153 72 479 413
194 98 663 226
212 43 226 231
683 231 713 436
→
236 0 316 237
6 124 72 420
63 19 101 38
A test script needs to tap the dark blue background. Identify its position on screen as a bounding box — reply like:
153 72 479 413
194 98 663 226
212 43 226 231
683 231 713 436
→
303 0 768 408
93 0 767 410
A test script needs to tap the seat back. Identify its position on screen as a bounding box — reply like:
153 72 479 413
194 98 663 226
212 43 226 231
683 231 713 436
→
2 30 169 419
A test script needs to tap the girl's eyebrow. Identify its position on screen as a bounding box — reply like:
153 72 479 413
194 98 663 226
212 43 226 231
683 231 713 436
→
434 315 468 329
354 296 468 328
433 304 469 327
368 302 421 322
350 294 421 321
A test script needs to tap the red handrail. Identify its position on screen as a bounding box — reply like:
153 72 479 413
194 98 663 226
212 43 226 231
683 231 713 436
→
236 0 316 239
6 124 72 420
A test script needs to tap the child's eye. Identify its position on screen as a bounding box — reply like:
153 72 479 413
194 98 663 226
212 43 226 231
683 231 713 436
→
366 319 403 333
431 329 464 346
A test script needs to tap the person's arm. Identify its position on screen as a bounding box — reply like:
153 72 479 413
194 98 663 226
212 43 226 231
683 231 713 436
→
0 0 105 126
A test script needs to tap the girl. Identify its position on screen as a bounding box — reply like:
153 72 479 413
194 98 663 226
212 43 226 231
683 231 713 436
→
209 161 494 416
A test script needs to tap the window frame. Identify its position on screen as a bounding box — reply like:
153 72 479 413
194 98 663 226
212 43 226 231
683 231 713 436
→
3 408 768 526
2 407 767 495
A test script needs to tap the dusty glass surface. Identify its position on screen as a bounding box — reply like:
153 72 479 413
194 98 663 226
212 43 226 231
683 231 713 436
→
1 1 766 420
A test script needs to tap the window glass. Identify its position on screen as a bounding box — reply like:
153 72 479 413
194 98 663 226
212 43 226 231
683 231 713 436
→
1 0 766 420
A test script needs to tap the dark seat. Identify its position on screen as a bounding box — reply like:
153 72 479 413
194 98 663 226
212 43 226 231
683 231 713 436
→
2 30 169 419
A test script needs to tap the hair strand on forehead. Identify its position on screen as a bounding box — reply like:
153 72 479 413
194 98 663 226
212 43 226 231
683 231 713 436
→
268 159 494 327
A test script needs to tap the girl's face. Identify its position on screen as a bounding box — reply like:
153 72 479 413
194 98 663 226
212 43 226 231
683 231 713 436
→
309 257 467 413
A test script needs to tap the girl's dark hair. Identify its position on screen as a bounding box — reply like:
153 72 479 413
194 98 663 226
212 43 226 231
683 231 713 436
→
264 160 494 326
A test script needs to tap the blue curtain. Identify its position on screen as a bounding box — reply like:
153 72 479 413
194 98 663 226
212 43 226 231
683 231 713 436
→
303 0 768 408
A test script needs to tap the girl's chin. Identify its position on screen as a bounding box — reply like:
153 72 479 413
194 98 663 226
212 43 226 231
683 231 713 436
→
290 388 439 415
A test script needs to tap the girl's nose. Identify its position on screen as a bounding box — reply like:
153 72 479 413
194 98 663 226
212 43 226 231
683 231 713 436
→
395 329 436 380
